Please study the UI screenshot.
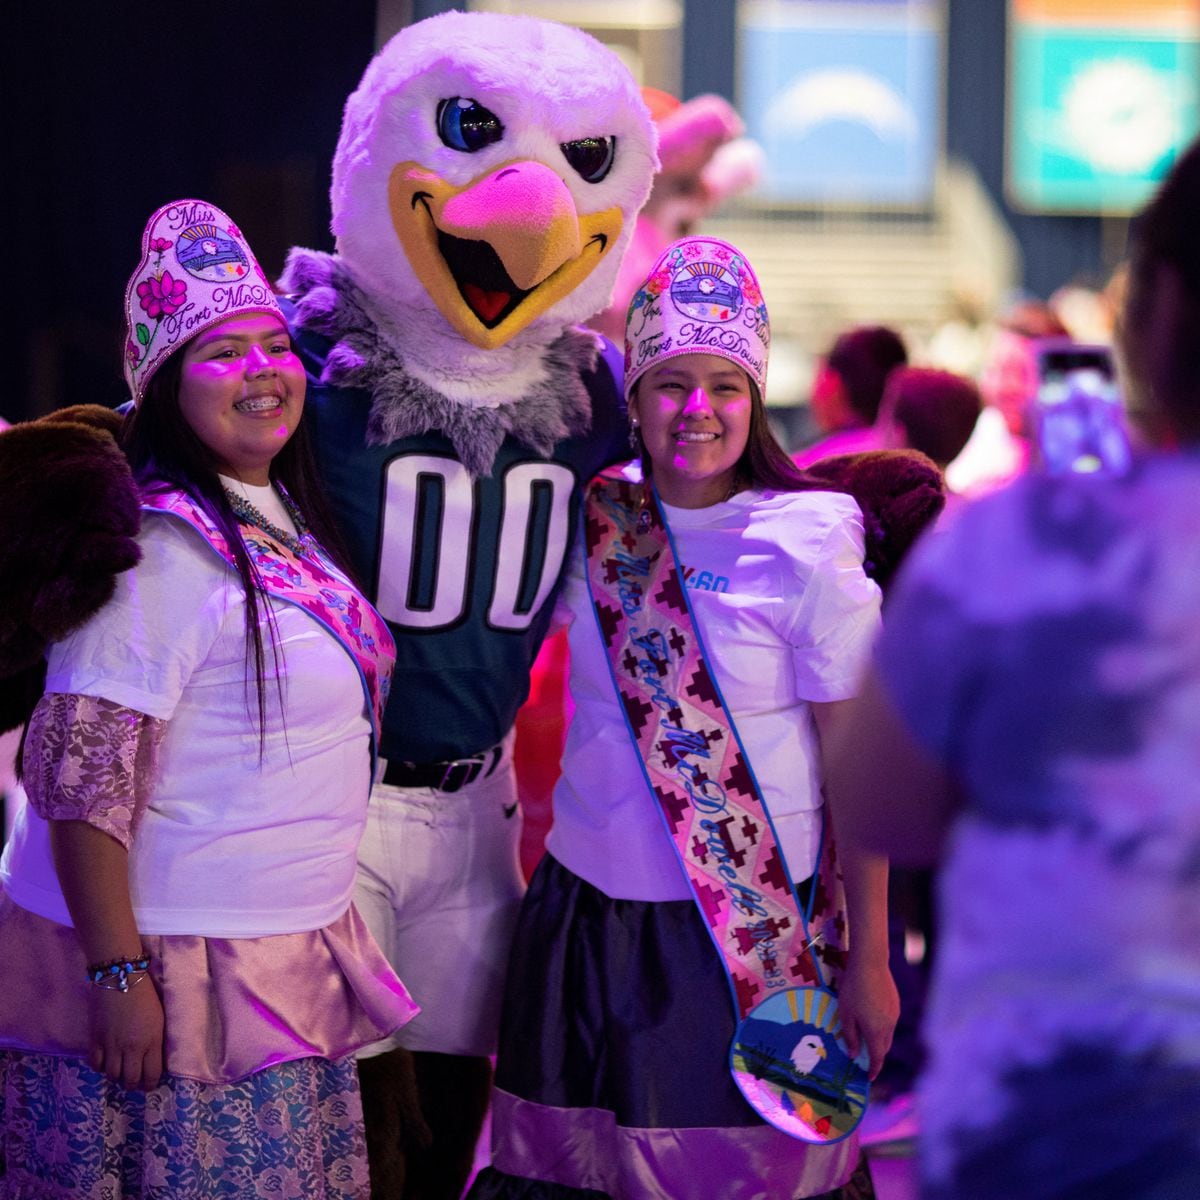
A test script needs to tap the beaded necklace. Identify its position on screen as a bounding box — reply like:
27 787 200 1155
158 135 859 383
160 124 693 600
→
222 482 314 557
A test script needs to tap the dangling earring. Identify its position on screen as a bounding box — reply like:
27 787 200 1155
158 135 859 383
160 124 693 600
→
628 419 640 450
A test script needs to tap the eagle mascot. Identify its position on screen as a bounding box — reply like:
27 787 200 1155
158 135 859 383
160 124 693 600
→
278 13 656 1196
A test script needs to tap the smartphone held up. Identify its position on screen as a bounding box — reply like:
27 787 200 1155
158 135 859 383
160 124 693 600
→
1030 339 1132 478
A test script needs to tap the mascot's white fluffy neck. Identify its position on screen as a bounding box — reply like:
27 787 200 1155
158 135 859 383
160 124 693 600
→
355 280 559 410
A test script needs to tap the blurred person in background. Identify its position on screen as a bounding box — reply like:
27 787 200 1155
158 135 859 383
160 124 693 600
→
589 89 762 346
826 139 1200 1198
944 301 1067 497
795 326 908 466
925 290 990 380
855 364 983 1146
878 366 982 516
1049 280 1117 347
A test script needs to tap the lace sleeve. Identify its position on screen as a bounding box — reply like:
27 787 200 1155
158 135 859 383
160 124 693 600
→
21 692 165 850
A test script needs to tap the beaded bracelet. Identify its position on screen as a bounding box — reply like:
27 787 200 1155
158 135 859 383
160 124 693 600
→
86 953 151 993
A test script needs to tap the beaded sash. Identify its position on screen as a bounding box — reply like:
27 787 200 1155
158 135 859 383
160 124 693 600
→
583 471 867 1143
141 490 394 740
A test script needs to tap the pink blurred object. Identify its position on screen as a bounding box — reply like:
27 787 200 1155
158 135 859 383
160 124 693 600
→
589 90 763 344
655 91 743 176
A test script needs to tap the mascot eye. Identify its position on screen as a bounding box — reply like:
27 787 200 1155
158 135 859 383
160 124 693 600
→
436 97 504 152
561 136 616 183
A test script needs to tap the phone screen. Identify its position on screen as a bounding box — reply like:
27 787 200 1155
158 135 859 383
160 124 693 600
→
1033 342 1130 477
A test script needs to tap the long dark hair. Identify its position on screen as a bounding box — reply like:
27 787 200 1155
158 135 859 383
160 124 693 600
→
1122 138 1200 445
122 344 356 746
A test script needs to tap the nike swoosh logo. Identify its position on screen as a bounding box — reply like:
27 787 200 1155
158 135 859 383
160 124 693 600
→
503 803 518 820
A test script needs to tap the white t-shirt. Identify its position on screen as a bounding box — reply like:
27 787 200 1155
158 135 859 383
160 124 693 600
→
1 511 373 937
546 486 882 902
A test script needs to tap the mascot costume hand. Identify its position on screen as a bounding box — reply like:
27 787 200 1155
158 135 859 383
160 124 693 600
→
0 406 140 737
276 13 657 1197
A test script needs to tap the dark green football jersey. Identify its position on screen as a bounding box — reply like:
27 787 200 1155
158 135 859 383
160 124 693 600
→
287 307 627 762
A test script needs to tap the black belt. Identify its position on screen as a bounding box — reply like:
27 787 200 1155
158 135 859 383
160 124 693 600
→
381 745 503 793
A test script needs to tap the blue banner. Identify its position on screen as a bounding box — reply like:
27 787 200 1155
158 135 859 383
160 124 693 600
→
738 0 941 205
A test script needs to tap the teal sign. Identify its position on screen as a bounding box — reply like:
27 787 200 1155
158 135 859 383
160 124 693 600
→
1009 26 1200 212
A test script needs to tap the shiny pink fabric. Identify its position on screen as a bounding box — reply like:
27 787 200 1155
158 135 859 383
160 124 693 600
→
0 889 418 1083
489 1087 859 1198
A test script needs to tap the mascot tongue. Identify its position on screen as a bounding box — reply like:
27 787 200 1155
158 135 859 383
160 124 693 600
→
439 231 525 326
463 283 512 323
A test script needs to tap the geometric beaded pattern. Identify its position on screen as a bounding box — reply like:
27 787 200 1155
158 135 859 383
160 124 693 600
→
584 472 848 1018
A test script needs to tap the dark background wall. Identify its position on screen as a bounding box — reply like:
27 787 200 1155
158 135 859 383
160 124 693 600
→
8 3 377 423
8 0 1114 425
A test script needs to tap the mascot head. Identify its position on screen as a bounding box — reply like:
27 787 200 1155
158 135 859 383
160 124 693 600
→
331 11 657 352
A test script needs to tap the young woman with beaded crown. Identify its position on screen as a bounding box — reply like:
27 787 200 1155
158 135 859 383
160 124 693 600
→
471 236 898 1200
123 203 362 740
0 199 416 1198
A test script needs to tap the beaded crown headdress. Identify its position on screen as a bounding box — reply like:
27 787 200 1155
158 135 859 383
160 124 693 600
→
123 199 285 402
623 235 770 403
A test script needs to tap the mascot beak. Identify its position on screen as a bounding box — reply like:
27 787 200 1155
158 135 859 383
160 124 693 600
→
389 159 622 349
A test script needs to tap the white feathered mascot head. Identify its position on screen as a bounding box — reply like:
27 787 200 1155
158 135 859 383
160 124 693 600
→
311 11 656 411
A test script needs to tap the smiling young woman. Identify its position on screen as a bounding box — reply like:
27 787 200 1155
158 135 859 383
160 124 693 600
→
0 199 415 1199
472 237 898 1200
175 312 307 486
629 353 753 508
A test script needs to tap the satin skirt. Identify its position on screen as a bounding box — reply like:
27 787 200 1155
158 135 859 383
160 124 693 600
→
469 854 872 1200
0 888 418 1083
